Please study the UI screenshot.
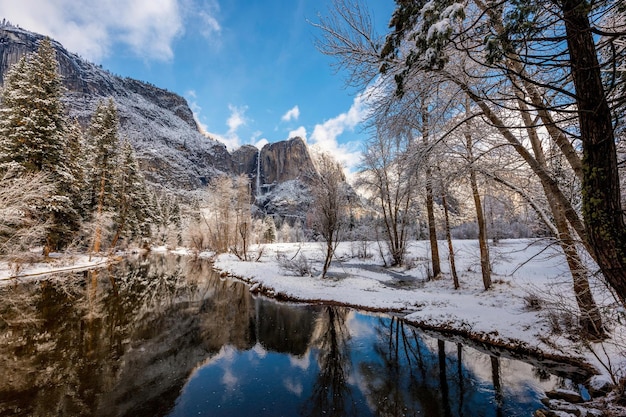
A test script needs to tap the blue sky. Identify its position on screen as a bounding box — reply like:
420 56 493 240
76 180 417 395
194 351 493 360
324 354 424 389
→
0 0 396 170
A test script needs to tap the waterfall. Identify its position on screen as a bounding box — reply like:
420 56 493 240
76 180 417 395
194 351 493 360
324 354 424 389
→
256 147 261 198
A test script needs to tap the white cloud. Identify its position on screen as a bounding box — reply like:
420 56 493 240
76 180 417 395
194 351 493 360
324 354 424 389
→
0 0 221 61
309 92 371 172
287 126 307 141
203 104 249 150
255 138 269 149
227 104 247 134
281 105 300 122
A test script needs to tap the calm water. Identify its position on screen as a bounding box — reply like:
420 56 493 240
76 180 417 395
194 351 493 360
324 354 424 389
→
0 254 588 417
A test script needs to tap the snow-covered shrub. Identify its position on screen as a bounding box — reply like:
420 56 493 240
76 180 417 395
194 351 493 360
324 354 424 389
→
277 252 313 277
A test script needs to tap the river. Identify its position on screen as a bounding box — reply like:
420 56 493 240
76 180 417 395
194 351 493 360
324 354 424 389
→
0 254 590 416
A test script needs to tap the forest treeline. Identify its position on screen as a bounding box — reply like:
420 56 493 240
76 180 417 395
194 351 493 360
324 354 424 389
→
311 0 626 339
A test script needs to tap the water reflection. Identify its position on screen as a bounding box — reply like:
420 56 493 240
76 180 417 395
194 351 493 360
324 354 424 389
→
0 254 587 417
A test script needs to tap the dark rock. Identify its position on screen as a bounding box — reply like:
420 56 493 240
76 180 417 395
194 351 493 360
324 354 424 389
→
259 137 316 186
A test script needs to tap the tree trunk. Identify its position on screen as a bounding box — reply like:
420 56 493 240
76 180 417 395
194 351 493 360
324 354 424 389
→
442 188 460 289
91 174 107 259
519 97 606 339
562 0 626 305
465 132 491 290
426 171 442 279
423 110 441 278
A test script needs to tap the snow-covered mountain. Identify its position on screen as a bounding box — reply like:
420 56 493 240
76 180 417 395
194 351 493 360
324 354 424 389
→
0 23 233 192
0 24 322 218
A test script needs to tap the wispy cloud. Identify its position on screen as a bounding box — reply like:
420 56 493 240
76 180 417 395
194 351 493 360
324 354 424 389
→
227 104 247 134
287 126 307 141
0 0 221 61
309 92 371 172
204 104 249 150
281 105 300 122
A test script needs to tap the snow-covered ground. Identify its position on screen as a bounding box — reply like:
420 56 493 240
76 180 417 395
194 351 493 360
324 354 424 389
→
0 253 112 284
212 239 626 387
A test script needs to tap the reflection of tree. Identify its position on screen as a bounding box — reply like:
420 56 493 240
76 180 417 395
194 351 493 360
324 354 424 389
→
359 316 440 416
303 306 356 417
491 356 504 417
255 298 317 356
358 317 550 417
438 340 452 417
0 255 256 416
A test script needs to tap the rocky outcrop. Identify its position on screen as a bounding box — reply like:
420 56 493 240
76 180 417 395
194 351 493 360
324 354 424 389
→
0 24 233 192
258 137 316 188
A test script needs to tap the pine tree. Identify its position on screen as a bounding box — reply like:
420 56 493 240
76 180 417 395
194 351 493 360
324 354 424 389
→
66 118 87 218
0 38 80 253
263 216 276 244
87 98 121 253
110 139 152 249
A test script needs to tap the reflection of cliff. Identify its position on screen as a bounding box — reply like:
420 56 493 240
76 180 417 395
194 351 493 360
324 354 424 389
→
0 256 319 417
255 299 317 356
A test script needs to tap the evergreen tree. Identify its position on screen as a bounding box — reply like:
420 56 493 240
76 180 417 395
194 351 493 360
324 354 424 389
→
0 38 80 253
66 118 87 218
87 98 121 253
152 191 182 246
87 98 120 212
263 216 276 243
110 139 152 248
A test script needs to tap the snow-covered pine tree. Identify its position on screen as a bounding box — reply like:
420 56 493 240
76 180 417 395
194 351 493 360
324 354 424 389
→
152 191 182 246
0 38 80 254
263 215 276 244
87 98 121 253
66 118 87 218
110 139 152 249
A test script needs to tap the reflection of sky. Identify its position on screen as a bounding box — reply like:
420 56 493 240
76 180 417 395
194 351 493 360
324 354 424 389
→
168 310 567 417
168 347 317 417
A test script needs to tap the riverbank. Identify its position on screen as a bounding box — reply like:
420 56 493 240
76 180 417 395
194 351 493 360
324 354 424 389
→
211 239 626 414
0 253 116 284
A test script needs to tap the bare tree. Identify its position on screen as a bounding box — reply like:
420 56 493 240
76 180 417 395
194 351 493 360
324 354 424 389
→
358 130 416 267
231 175 253 261
311 152 349 278
380 0 626 304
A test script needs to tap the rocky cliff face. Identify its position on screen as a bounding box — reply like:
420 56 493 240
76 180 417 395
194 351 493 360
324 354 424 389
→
0 24 233 192
231 138 317 189
258 137 316 187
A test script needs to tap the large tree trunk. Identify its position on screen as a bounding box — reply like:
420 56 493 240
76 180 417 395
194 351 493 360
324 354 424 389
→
91 174 107 259
519 97 605 339
425 170 442 278
442 187 460 289
562 0 626 305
